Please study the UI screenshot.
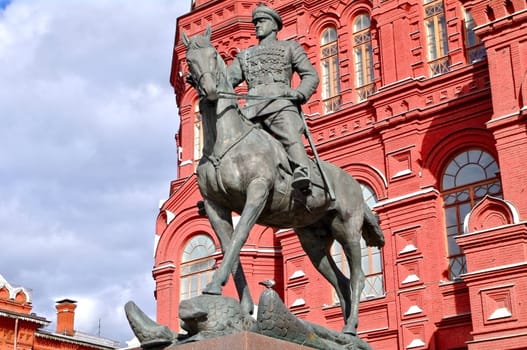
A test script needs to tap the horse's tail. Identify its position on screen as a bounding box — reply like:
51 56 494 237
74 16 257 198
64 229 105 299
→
362 205 385 248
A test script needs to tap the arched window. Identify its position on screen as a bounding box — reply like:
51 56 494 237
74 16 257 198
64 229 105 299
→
424 0 449 75
180 234 216 300
320 26 341 114
353 14 375 101
463 8 486 63
331 183 384 301
441 149 502 279
193 102 203 170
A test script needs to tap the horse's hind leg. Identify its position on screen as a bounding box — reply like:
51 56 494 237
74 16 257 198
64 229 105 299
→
333 212 365 335
296 226 351 323
331 193 365 335
341 241 363 335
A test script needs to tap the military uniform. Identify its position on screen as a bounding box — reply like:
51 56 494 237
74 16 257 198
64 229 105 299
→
227 5 319 189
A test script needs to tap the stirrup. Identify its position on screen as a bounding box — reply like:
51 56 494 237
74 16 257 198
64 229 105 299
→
292 168 310 190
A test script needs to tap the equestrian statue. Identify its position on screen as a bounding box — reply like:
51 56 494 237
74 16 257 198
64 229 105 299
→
125 4 385 349
183 3 384 336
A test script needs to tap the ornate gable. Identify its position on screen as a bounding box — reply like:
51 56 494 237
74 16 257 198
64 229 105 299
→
464 195 520 233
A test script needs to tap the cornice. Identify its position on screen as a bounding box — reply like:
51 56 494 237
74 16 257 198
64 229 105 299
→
370 63 490 112
177 1 255 38
435 312 472 328
165 175 200 212
461 261 527 284
0 310 49 325
374 187 440 212
474 9 527 40
305 62 491 153
457 222 527 250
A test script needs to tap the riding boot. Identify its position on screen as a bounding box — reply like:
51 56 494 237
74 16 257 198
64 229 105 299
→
288 142 311 190
292 166 310 190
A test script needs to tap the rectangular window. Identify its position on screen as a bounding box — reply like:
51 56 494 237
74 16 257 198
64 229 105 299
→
353 14 375 102
321 28 341 114
424 0 449 75
463 9 486 63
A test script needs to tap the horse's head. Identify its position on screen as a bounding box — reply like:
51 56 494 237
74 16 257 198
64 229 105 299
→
182 25 222 102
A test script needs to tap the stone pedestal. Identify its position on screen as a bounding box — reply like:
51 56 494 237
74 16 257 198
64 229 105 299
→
165 332 311 350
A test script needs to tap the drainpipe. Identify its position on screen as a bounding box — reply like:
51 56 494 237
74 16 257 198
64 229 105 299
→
14 317 18 350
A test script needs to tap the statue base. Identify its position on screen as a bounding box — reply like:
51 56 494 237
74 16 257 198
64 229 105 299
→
165 331 311 350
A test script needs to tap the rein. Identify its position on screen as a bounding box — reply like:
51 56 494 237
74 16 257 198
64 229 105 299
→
205 124 256 169
200 89 295 165
217 91 298 101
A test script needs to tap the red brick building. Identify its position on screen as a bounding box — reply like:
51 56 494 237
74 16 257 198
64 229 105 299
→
0 274 119 350
155 0 527 349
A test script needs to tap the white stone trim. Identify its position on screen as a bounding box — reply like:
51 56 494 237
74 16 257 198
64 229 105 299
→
165 210 176 224
375 187 438 208
404 305 423 315
152 262 177 272
402 274 420 284
462 261 527 277
488 307 512 320
289 270 305 279
290 298 305 307
407 338 425 348
400 244 417 254
0 275 32 303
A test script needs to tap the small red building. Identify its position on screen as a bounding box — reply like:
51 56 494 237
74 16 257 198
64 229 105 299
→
0 274 119 350
155 0 527 349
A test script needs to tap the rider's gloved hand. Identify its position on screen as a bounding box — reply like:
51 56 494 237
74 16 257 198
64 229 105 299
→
283 88 305 103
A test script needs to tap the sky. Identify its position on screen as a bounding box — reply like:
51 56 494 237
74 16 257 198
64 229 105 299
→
0 0 188 346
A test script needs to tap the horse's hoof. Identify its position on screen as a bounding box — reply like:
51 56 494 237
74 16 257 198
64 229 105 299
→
202 282 222 295
342 324 357 336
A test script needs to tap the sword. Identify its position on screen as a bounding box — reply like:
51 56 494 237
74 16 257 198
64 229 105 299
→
299 109 336 201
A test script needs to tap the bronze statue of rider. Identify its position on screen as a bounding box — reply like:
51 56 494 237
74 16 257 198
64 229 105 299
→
227 3 320 191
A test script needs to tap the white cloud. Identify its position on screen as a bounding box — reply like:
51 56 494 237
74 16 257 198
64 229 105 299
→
0 0 185 345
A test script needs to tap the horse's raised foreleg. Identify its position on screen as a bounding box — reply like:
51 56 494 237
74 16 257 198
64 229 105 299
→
203 178 270 306
202 200 254 315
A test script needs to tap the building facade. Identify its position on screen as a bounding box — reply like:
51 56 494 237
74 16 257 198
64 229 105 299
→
156 0 527 349
0 274 119 350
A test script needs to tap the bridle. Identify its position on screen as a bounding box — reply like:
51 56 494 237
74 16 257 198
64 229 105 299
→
186 71 214 99
186 51 223 99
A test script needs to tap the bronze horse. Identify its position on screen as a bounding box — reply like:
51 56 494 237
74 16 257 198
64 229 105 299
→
182 27 384 335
